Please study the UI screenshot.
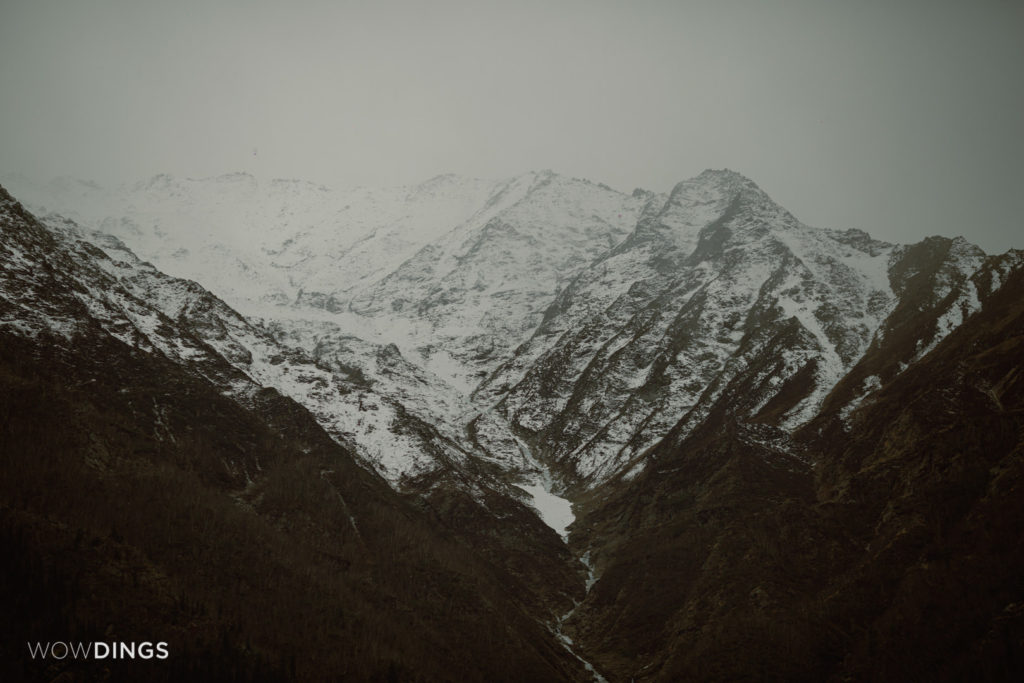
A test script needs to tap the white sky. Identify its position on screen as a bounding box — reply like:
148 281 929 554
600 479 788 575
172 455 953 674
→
1 0 1021 251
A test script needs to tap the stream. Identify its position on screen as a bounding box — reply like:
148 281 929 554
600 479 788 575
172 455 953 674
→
513 439 608 683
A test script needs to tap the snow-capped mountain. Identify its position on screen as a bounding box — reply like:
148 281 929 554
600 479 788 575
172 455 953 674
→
0 184 526 498
475 170 1013 487
0 185 592 681
3 170 643 390
3 169 1023 682
3 172 507 316
346 171 645 389
5 168 1015 495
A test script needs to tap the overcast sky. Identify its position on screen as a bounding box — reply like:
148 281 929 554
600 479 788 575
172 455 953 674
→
1 0 1021 251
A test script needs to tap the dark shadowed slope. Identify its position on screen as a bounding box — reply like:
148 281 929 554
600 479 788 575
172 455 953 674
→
565 257 1024 682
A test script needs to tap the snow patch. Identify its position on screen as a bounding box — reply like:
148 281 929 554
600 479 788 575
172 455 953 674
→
518 482 574 539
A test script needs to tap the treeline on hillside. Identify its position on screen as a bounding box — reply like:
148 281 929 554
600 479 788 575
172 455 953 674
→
0 332 580 682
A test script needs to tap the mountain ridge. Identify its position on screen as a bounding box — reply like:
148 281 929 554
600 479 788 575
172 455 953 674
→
3 171 1021 680
5 169 1012 494
0 182 596 680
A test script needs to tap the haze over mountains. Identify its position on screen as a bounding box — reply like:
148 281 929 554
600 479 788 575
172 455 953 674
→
2 169 1022 681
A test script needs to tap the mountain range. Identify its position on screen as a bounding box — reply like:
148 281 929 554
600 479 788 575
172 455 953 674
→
1 169 1021 681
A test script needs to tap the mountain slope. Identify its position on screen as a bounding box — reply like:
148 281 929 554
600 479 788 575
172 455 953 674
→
476 170 997 492
9 169 1011 499
3 179 599 625
2 172 509 314
348 171 644 388
561 256 1024 681
6 168 1023 681
3 171 643 387
0 185 590 681
476 171 888 478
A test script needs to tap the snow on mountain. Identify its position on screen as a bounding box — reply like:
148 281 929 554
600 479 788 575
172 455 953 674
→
3 169 1006 496
348 171 645 388
3 171 643 388
815 237 1023 432
6 168 1023 681
2 172 511 314
475 170 989 486
262 316 478 453
0 188 503 491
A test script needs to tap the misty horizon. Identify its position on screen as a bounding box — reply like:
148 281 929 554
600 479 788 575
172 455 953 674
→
2 1 1022 252
4 163 1020 256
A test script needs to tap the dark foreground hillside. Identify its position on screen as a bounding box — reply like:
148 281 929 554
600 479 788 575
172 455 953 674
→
567 266 1024 681
0 329 585 682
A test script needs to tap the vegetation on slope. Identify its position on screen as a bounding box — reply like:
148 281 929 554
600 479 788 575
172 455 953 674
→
0 332 585 682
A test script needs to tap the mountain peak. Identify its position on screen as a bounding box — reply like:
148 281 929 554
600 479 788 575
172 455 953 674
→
417 172 462 188
656 168 776 224
689 168 764 195
697 167 753 182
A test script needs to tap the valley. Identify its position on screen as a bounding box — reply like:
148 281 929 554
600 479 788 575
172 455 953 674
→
2 169 1022 681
